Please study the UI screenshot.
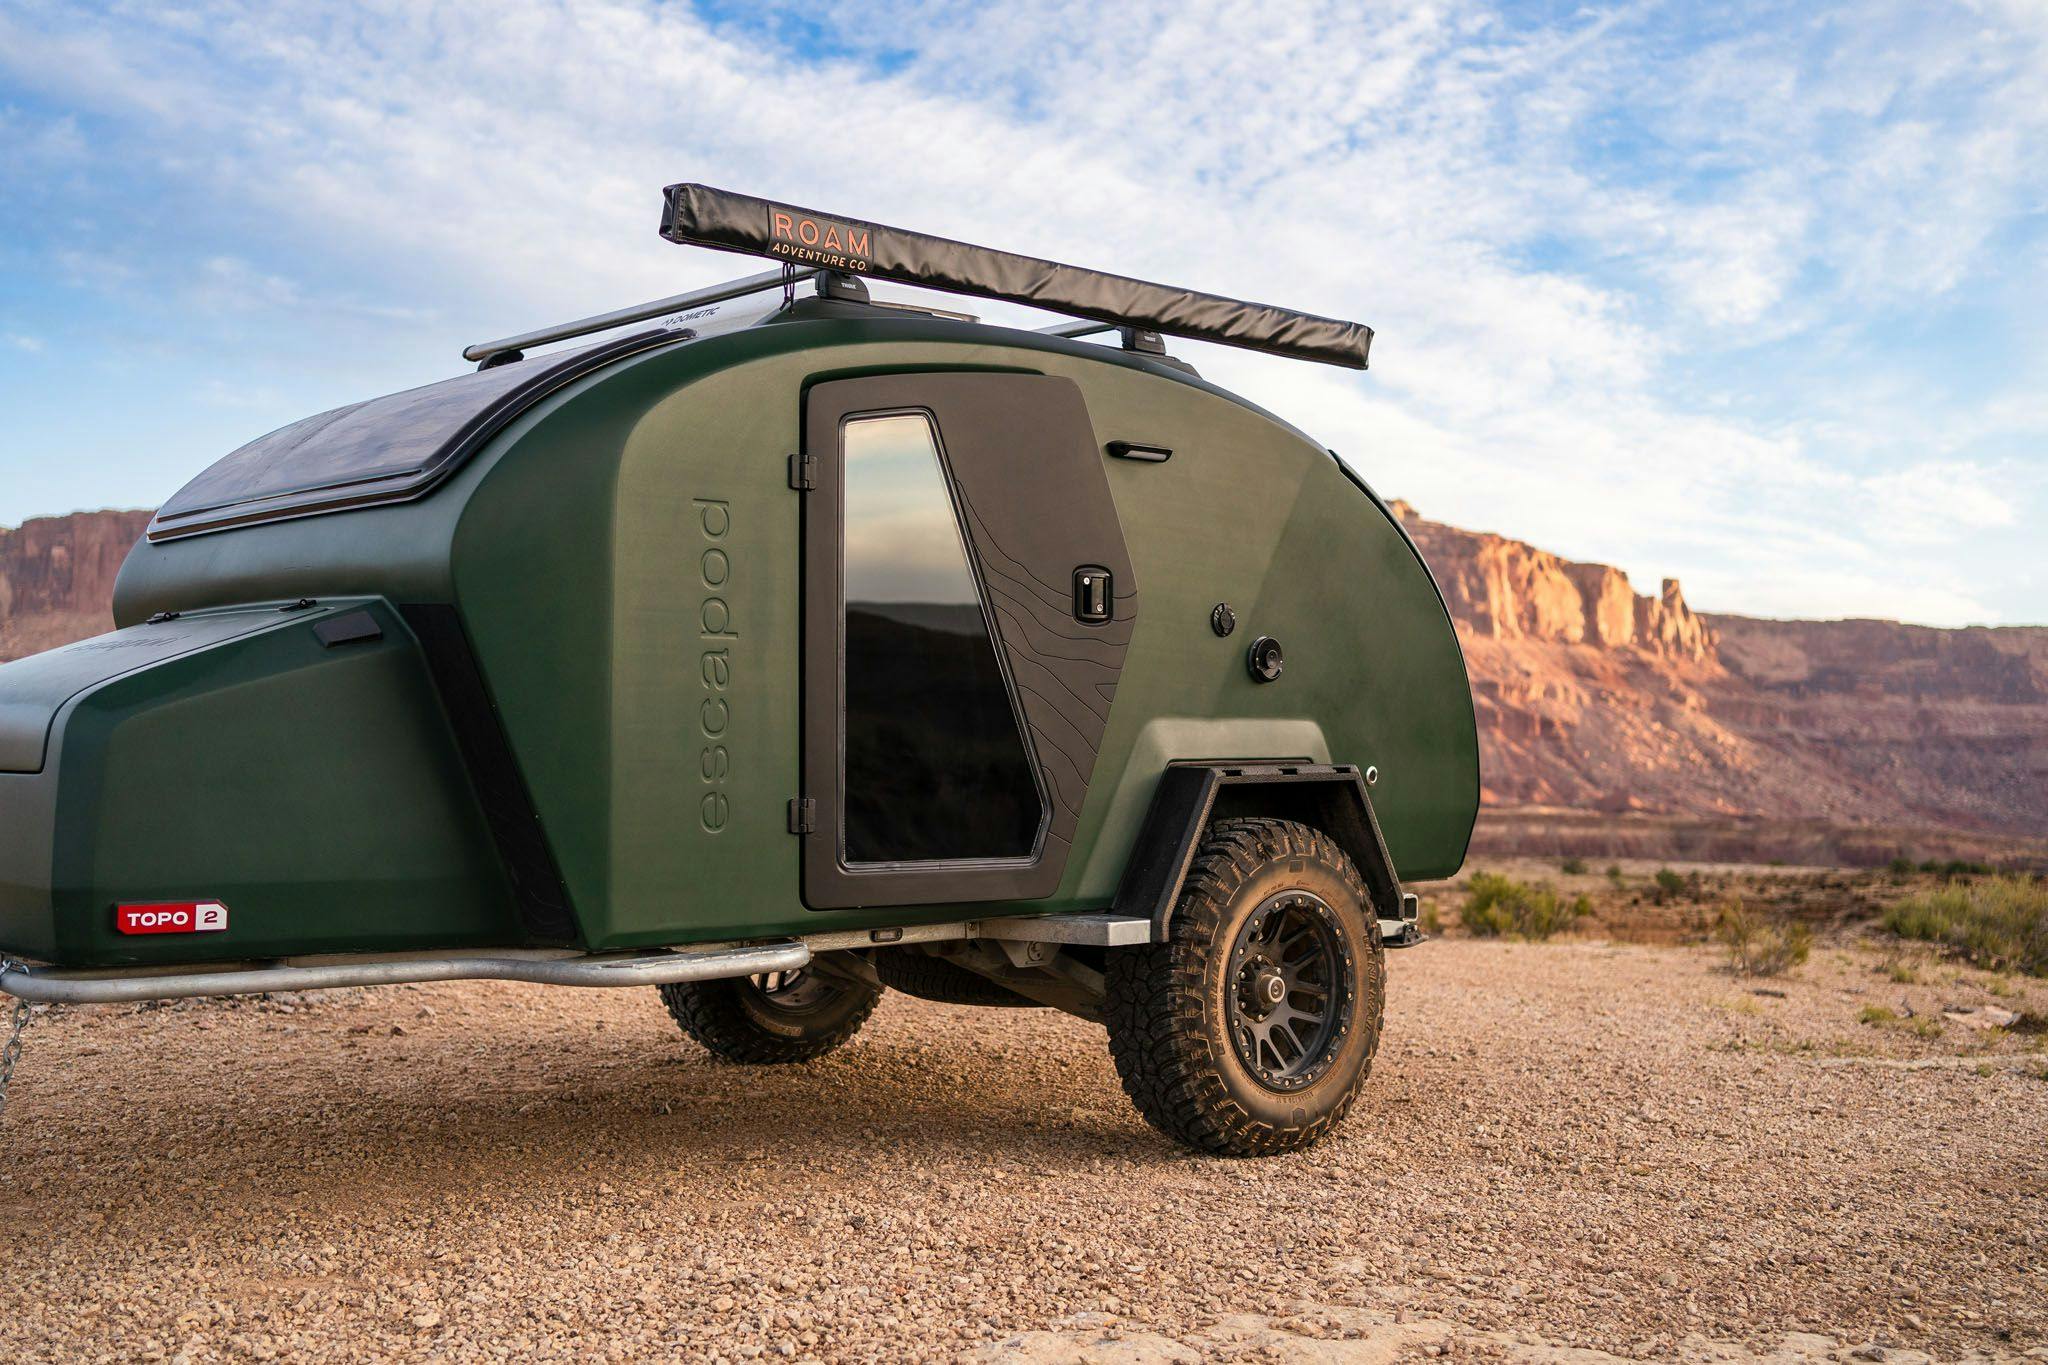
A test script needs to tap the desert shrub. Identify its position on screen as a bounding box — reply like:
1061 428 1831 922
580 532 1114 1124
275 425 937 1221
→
1888 856 1916 877
1418 901 1443 937
1463 872 1591 941
1854 1005 1939 1036
1919 858 1993 878
1560 856 1587 875
1883 876 2048 977
1605 864 1624 883
1650 867 1698 905
1714 900 1812 977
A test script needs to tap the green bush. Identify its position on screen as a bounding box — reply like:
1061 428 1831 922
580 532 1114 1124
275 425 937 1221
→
1883 876 2048 977
1463 872 1591 941
1714 900 1812 977
1605 864 1624 883
1919 858 1993 878
1650 867 1696 905
1888 856 1916 876
1560 856 1587 875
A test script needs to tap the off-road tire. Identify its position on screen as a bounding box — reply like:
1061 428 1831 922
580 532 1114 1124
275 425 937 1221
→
659 970 881 1064
1103 817 1386 1156
874 949 1041 1007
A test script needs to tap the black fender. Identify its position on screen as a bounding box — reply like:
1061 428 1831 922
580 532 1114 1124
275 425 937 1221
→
1111 764 1405 937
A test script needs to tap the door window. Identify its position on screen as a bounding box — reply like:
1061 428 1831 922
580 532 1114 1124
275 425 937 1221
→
839 413 1044 863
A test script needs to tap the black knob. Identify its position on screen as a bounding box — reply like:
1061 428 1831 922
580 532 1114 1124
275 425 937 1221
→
1246 636 1284 683
1210 602 1237 637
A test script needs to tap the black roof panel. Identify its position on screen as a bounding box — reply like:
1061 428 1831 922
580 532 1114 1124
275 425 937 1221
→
148 330 683 542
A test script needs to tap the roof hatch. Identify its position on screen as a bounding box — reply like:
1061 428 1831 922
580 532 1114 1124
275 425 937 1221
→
147 329 683 543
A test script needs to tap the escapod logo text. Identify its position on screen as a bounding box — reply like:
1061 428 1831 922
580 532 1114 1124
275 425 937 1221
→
766 207 873 272
694 497 736 834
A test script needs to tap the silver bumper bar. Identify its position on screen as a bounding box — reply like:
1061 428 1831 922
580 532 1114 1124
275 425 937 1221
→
0 942 812 1006
0 910 1261 1006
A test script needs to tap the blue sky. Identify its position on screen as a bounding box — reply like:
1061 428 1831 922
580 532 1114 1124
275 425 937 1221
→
1 0 2043 625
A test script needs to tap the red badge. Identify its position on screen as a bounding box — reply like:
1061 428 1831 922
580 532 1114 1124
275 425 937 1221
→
115 902 228 935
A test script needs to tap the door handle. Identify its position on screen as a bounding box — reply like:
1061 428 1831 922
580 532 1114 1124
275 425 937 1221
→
1073 567 1112 624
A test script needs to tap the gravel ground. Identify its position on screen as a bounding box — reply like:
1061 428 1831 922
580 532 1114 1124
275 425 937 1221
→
0 927 2043 1363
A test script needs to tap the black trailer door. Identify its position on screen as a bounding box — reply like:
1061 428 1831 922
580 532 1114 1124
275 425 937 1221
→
800 371 1135 909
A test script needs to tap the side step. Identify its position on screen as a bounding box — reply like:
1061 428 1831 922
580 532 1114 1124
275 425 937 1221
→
1380 891 1426 949
0 913 1161 1006
0 942 811 1006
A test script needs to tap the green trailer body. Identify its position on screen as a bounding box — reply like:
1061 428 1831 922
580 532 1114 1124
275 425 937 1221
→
1 303 1475 967
0 189 1479 1155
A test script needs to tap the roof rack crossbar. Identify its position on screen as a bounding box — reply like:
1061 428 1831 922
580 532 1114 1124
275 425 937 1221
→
659 184 1372 370
1038 320 1115 339
462 265 817 363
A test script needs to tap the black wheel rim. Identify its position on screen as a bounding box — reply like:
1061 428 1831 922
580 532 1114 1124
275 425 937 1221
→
1226 890 1353 1092
747 968 835 1013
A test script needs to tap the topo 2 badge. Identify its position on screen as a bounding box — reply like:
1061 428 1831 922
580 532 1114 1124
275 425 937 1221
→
115 901 229 935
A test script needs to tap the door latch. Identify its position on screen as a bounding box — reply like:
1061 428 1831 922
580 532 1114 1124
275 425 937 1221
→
1073 567 1112 624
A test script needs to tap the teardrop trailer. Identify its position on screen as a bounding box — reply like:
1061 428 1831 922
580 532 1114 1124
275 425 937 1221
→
0 186 1477 1155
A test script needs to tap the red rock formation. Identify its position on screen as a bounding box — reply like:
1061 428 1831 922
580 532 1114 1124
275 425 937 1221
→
1389 501 1714 662
0 510 152 661
1389 501 2046 842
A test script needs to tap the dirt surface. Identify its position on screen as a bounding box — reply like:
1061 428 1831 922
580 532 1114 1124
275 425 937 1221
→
2 920 2044 1363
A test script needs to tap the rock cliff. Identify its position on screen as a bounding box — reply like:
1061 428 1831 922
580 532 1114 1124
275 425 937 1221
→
1386 501 2046 842
1390 501 1714 660
0 510 152 661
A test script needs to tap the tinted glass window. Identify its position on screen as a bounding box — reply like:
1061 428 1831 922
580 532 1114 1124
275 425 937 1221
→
149 331 680 540
840 414 1043 863
156 353 554 520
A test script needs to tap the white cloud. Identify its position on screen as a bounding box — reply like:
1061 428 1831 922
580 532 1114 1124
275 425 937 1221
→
0 0 2042 623
1857 460 2021 537
5 334 44 352
192 256 301 311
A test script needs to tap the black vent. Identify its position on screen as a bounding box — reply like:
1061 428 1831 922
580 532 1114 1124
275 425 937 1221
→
402 604 578 944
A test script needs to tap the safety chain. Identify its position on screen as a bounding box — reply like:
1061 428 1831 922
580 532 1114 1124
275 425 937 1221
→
0 958 31 1125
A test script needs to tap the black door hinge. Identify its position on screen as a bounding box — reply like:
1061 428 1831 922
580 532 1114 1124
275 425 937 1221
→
787 452 817 491
787 797 816 835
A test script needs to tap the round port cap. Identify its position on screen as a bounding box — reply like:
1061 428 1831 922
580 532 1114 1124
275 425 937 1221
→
1246 635 1284 683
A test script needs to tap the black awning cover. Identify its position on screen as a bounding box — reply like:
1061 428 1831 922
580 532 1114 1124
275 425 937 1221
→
659 184 1372 370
